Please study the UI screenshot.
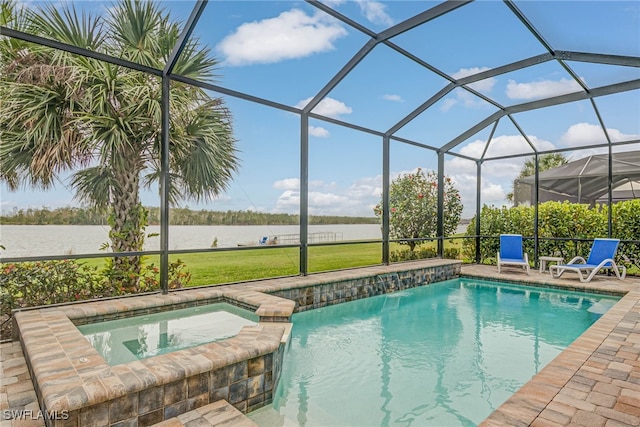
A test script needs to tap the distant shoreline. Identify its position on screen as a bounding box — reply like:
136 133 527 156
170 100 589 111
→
0 206 379 226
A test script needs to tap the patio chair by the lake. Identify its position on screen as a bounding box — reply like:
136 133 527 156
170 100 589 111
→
549 238 627 283
497 234 530 275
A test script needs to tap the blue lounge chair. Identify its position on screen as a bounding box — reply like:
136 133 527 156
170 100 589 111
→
549 238 626 283
497 234 530 275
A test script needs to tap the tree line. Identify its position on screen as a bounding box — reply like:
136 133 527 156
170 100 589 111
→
0 206 378 226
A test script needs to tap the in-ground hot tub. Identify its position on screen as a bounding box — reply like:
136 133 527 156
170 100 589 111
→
14 288 294 427
78 302 260 365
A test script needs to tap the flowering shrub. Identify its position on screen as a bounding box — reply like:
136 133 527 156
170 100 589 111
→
103 258 190 294
374 168 463 251
136 259 191 293
0 258 192 339
0 260 110 326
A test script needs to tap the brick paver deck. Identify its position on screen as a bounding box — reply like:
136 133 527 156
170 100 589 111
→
1 261 639 426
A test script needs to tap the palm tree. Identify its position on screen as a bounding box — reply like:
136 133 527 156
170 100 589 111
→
506 153 568 204
0 0 239 292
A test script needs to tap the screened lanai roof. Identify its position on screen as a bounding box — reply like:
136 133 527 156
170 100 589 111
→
2 0 639 162
516 151 640 205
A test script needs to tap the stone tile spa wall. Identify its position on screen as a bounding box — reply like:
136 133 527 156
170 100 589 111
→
271 262 461 312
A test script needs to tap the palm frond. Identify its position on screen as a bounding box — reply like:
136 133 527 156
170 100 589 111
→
167 100 240 202
70 167 114 210
142 170 184 206
107 0 163 67
25 3 104 52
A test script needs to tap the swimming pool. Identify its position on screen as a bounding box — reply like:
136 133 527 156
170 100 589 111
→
249 278 619 426
78 302 259 365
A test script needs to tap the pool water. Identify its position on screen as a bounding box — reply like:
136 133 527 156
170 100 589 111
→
249 278 618 426
78 303 258 365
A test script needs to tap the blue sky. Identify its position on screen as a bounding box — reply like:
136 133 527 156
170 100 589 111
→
2 0 639 218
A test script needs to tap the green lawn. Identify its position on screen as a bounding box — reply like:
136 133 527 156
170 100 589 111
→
81 238 465 287
171 242 384 286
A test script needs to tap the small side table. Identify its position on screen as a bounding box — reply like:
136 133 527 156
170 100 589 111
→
539 256 564 273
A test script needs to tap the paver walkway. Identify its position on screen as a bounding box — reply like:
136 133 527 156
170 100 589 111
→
1 262 639 426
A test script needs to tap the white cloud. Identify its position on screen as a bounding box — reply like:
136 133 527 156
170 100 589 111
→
444 134 556 215
273 178 333 192
608 127 640 143
345 176 382 199
506 78 583 100
453 134 554 162
295 96 353 118
216 9 348 66
448 170 510 215
356 0 394 26
440 67 496 112
273 175 381 216
561 122 640 147
311 180 335 190
309 126 330 137
441 86 493 112
274 190 355 215
382 94 403 102
322 0 345 6
308 191 351 207
446 156 477 176
560 122 607 147
274 189 300 210
321 0 393 26
453 67 496 93
440 97 458 112
482 183 506 203
273 178 300 190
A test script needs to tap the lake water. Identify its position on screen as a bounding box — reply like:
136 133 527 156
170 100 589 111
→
0 224 383 258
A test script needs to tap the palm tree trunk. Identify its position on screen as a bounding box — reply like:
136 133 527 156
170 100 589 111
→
109 165 145 293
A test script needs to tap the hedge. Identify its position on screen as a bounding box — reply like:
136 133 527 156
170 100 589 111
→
462 200 640 271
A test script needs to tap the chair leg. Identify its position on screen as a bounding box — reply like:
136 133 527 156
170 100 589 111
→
579 269 595 283
611 262 626 280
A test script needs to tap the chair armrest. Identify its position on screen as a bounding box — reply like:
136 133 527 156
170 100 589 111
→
566 256 586 265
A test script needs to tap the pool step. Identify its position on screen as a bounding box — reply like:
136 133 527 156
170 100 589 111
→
153 400 257 427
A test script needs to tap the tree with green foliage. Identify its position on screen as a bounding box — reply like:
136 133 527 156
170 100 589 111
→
0 0 239 292
374 168 463 251
507 153 568 203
